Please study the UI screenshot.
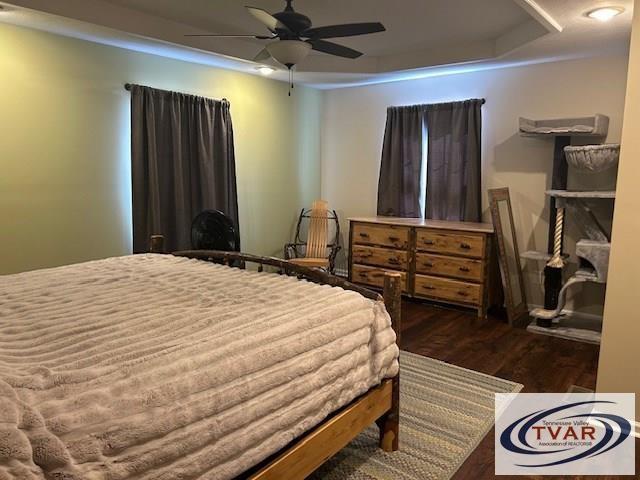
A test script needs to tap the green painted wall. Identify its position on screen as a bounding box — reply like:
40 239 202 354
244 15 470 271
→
0 23 322 274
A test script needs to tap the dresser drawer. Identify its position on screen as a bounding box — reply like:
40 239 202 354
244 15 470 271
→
352 245 408 270
352 265 408 291
352 223 409 249
414 274 481 305
416 230 484 258
415 253 483 281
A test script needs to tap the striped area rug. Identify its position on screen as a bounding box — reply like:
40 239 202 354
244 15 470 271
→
312 351 523 480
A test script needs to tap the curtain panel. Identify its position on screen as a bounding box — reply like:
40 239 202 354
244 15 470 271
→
130 85 239 253
424 99 483 222
376 105 425 217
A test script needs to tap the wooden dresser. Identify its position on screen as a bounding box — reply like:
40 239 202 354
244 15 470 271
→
348 217 498 318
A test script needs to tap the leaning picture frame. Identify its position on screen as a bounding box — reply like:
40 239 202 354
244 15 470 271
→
488 188 529 327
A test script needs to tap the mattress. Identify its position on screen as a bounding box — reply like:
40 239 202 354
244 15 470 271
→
0 254 399 480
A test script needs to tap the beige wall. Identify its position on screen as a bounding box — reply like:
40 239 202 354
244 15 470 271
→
320 55 629 316
0 23 321 274
597 0 640 413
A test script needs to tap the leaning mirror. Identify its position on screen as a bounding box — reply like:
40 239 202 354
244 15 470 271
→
488 188 528 326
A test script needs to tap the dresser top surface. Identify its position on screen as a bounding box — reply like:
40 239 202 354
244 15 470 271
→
349 216 494 234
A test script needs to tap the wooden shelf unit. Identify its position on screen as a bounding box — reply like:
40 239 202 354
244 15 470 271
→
348 217 499 318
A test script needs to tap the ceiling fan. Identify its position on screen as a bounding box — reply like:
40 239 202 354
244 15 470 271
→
186 0 386 69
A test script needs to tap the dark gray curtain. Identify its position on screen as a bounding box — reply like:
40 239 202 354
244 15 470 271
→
425 99 482 222
376 106 424 217
130 85 238 253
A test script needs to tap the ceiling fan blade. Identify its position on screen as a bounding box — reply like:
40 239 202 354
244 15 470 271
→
253 47 272 62
246 6 289 33
304 22 385 39
307 39 363 59
185 34 274 39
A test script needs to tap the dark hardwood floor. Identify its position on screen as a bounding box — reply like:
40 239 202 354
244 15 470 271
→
399 299 637 480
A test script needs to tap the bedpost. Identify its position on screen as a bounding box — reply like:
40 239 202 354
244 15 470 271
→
383 272 402 346
150 235 165 254
378 272 401 452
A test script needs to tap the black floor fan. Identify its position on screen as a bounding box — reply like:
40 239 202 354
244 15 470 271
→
191 210 241 265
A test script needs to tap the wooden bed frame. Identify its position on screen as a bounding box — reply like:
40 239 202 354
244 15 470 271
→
149 235 401 480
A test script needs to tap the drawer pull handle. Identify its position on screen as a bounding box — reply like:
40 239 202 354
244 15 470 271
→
359 232 370 238
421 285 435 290
423 262 434 268
423 239 435 245
460 242 471 250
388 236 400 242
457 290 469 297
388 257 400 265
358 272 367 277
459 266 470 272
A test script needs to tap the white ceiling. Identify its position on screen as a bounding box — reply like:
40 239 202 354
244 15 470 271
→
0 0 633 88
102 0 532 57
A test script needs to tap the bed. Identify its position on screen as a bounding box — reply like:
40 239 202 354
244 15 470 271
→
0 238 401 480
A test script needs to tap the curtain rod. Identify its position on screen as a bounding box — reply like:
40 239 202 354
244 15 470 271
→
388 98 485 112
124 83 228 104
418 98 486 106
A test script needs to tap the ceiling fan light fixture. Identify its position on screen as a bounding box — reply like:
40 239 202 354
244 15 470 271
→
586 6 624 22
266 40 311 68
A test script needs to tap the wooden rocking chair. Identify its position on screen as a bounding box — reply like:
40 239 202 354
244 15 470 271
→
284 200 341 273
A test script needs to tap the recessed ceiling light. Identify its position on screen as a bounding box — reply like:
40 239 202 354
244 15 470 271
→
586 6 624 22
256 66 276 76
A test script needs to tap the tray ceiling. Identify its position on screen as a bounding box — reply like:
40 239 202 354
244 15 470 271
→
102 0 533 57
0 0 632 87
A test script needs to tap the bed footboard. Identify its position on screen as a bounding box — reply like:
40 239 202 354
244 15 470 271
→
147 235 402 477
378 272 401 452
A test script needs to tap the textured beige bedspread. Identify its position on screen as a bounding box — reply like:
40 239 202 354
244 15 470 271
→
0 254 399 480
